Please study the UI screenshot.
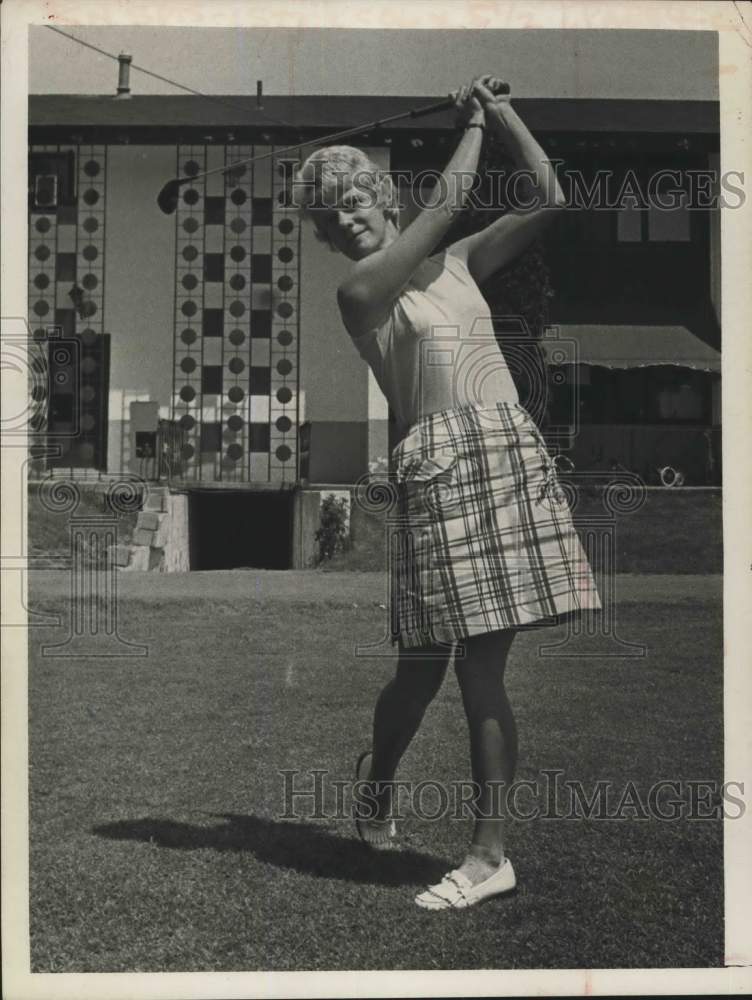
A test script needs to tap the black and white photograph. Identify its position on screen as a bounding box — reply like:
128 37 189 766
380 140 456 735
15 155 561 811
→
1 1 751 997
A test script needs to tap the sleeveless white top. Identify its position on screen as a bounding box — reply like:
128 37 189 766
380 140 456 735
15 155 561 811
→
350 250 519 433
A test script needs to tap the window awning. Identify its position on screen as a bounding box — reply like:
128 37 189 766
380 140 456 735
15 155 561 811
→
541 325 721 372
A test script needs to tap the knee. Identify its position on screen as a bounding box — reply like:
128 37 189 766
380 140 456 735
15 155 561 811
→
453 646 505 707
453 629 516 679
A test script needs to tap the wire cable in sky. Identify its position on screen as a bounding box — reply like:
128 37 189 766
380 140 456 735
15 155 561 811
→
44 24 298 131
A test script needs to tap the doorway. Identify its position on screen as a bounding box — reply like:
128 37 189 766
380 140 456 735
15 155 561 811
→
189 490 294 569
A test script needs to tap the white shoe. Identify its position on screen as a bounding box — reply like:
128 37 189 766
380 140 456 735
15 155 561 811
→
415 857 517 910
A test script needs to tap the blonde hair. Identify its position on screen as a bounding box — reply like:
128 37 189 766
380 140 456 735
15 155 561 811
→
293 145 400 244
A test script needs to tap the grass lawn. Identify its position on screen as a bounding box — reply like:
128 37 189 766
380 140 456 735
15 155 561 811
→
28 482 139 565
27 571 723 972
26 483 721 577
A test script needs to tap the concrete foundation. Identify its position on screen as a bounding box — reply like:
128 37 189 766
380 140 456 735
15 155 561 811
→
112 484 351 571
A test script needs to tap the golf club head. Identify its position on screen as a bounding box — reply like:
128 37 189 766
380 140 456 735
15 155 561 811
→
157 178 183 215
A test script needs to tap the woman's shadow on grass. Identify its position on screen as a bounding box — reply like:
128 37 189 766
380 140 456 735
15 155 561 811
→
92 814 450 887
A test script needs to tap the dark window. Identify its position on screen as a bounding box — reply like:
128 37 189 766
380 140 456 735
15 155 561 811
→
249 367 271 395
135 431 157 458
251 254 272 283
612 166 692 245
551 154 701 246
204 254 225 283
200 422 222 452
249 422 270 452
251 198 272 225
204 197 225 225
250 310 271 338
57 205 78 225
56 253 77 282
53 309 76 337
203 309 224 338
28 151 76 209
201 366 223 394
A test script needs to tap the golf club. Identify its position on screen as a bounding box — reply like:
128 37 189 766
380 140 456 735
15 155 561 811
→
156 84 510 214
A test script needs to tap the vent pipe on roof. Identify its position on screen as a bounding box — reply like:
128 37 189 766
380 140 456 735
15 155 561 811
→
115 53 132 99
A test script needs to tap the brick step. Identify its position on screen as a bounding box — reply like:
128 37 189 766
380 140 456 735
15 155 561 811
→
144 488 170 512
128 546 151 571
111 544 133 568
108 489 185 572
136 510 161 531
132 527 156 547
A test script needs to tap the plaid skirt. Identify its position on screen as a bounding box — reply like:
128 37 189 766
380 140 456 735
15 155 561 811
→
390 402 602 649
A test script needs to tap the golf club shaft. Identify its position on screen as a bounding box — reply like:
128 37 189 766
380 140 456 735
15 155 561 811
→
174 97 457 188
159 80 509 212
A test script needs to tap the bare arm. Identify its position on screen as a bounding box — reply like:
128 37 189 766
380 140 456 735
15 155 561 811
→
337 85 487 337
448 84 566 286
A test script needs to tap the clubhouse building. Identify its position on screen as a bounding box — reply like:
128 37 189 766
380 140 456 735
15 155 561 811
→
27 68 721 566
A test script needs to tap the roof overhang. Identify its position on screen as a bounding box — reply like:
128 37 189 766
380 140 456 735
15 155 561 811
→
542 325 721 372
28 95 720 134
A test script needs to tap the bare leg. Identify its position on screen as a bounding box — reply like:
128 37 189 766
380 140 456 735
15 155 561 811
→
359 641 452 834
453 628 518 882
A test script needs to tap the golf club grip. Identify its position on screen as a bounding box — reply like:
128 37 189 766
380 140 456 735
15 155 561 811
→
411 80 511 120
409 98 455 120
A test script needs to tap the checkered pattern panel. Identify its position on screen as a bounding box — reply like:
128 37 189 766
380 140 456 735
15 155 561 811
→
171 143 302 484
248 145 274 482
28 144 108 473
221 145 253 481
172 145 206 481
75 146 106 335
28 184 57 460
75 146 107 467
29 145 59 363
270 158 300 484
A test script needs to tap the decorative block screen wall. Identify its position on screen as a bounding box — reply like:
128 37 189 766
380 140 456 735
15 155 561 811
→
28 148 58 468
172 144 301 484
28 144 108 474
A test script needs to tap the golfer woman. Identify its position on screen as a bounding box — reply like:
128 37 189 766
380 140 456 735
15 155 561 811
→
295 77 601 910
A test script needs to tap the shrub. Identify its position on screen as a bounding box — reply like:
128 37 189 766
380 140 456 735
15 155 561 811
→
314 494 350 564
